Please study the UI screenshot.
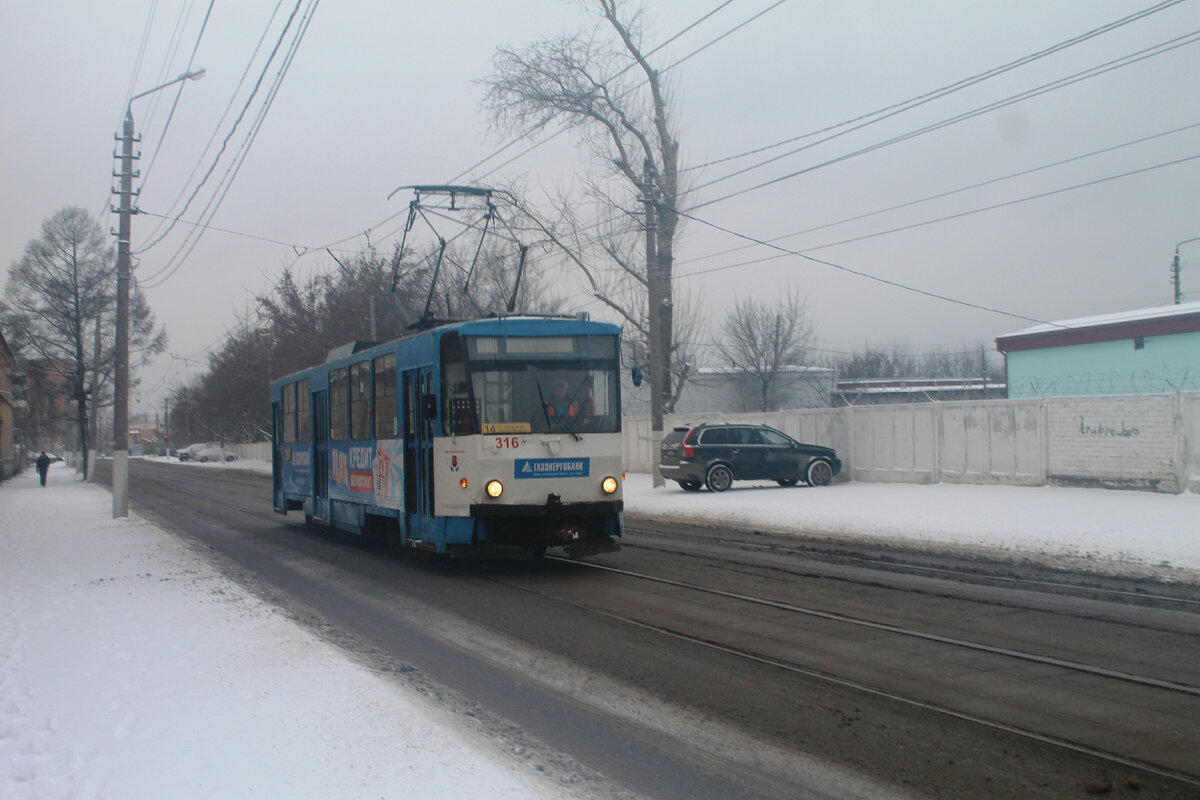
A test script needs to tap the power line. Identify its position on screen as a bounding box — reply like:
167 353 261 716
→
141 0 320 288
136 1 803 287
669 204 1056 326
458 0 798 187
680 151 1200 279
472 3 1200 280
685 0 1187 177
690 28 1200 210
448 0 747 184
678 120 1200 268
136 0 295 255
139 0 215 192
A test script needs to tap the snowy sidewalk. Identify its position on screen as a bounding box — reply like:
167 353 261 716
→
0 463 571 800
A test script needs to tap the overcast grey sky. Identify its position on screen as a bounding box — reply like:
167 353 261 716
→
2 0 1198 417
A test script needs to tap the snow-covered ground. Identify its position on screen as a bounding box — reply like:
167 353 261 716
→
1 462 581 800
621 473 1200 580
3 458 1198 799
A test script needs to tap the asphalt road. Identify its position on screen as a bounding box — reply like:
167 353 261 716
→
95 459 1200 800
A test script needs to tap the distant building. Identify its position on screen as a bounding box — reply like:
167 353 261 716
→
22 357 72 453
623 365 835 416
834 377 1006 405
996 301 1200 398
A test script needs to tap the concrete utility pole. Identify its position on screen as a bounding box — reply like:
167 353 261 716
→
1173 237 1200 305
111 68 205 518
112 108 136 516
89 315 101 482
643 159 666 488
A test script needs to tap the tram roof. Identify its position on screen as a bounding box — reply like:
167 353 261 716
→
270 315 621 385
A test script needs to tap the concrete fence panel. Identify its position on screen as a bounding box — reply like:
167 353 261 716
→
1046 395 1182 492
1185 393 1200 492
235 392 1199 493
232 441 272 462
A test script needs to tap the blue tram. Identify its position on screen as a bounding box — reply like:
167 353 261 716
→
270 316 624 557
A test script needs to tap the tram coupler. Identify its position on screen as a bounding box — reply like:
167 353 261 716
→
546 492 564 523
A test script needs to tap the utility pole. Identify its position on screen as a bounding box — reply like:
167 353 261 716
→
111 108 137 517
1172 237 1200 305
1173 248 1183 305
89 315 101 482
643 159 666 488
110 68 205 518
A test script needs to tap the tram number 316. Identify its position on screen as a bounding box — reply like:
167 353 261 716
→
495 436 521 450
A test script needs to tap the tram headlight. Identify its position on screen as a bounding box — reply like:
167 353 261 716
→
485 479 504 498
601 476 619 495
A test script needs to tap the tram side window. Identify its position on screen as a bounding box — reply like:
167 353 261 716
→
330 368 348 441
373 354 397 439
350 362 370 440
296 378 310 442
282 382 296 443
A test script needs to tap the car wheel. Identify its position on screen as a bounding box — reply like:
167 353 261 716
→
705 463 734 493
776 477 799 487
225 455 235 462
198 456 209 463
678 480 702 492
806 459 833 487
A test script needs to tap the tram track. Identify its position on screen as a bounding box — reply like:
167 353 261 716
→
516 560 1200 789
451 550 1200 788
623 520 1200 612
546 557 1200 697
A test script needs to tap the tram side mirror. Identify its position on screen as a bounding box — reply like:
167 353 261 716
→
422 393 438 419
631 365 643 387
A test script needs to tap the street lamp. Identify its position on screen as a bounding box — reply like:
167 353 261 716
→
112 68 205 518
1172 236 1200 306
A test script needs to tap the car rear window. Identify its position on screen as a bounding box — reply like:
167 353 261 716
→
699 427 729 445
661 428 689 446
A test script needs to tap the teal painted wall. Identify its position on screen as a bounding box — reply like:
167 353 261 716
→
1006 329 1200 397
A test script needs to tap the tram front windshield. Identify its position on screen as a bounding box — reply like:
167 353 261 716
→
460 334 620 435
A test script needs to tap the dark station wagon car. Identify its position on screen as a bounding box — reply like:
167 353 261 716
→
658 423 842 492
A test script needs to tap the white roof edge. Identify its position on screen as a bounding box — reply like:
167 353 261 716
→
999 300 1200 339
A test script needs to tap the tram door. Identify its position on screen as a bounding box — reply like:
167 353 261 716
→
402 368 434 542
270 402 282 502
312 389 329 520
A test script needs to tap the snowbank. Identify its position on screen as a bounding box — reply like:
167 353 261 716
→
621 474 1200 580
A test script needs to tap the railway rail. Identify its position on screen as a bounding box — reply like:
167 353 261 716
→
454 547 1200 789
622 521 1200 610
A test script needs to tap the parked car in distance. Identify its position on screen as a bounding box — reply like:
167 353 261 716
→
658 422 841 493
192 446 237 463
177 442 217 461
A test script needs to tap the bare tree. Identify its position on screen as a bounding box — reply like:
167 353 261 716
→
828 343 1004 383
715 290 815 412
482 0 684 433
2 207 166 476
170 240 570 443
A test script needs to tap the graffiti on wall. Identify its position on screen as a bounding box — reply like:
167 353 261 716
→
1079 417 1140 438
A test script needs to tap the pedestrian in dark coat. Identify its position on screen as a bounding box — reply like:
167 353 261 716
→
36 451 51 486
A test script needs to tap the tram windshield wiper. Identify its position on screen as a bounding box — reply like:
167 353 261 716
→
536 380 581 441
